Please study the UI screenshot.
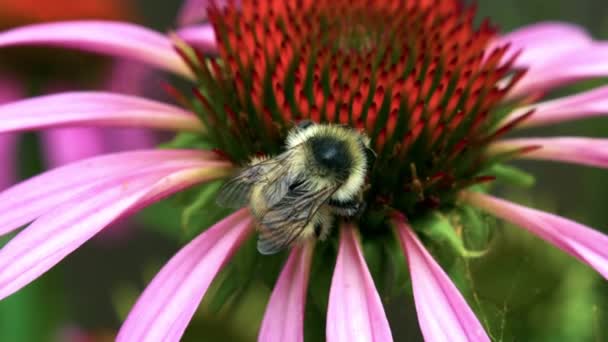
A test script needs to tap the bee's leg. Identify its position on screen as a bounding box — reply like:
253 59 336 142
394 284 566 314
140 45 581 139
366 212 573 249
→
327 198 363 217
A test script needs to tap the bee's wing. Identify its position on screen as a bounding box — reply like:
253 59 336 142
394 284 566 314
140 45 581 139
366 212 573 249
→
216 152 294 208
256 185 337 255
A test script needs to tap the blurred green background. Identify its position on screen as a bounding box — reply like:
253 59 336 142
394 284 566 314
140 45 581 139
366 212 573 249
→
1 0 607 341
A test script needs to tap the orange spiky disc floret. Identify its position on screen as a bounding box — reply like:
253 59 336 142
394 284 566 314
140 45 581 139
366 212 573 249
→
189 0 529 215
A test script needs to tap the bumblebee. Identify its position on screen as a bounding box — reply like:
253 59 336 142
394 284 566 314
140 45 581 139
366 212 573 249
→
217 121 375 254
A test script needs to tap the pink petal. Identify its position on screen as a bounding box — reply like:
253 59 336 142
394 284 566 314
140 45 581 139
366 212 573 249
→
326 224 393 342
493 22 591 68
41 128 107 168
117 210 253 342
0 164 226 300
176 24 218 53
177 0 209 26
259 241 314 342
489 137 608 169
508 85 608 127
394 219 490 342
0 21 193 79
0 77 22 190
105 59 153 95
0 133 17 190
97 128 157 152
101 60 160 152
509 43 608 98
0 91 203 133
463 192 608 280
0 149 225 236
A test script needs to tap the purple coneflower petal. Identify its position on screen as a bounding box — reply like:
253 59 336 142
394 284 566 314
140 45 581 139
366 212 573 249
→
507 85 608 127
101 59 159 152
0 92 203 133
0 21 193 79
394 219 490 342
117 209 253 342
176 24 217 53
494 22 591 68
259 241 314 342
0 164 229 300
0 150 226 236
41 128 106 167
0 133 17 190
509 43 608 98
489 137 608 169
463 192 608 280
326 224 393 342
177 0 211 26
99 128 157 152
0 78 22 190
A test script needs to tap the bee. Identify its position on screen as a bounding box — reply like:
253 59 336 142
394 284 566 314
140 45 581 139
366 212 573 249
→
217 121 376 255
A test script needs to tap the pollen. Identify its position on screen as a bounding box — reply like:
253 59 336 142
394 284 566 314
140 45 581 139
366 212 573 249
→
185 0 535 216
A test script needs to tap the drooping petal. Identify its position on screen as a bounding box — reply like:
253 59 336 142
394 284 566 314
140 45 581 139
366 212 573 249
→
326 224 393 342
463 192 608 280
0 133 17 190
394 218 490 342
102 60 159 152
176 24 217 53
488 137 608 169
0 77 22 190
259 241 314 342
41 128 107 167
0 164 229 300
0 21 193 79
509 43 608 98
507 85 608 128
0 92 203 133
0 150 227 236
117 210 253 342
493 22 591 68
177 0 211 26
105 59 153 95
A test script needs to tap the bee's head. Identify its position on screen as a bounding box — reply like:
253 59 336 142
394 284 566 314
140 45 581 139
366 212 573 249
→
286 123 373 200
308 135 353 181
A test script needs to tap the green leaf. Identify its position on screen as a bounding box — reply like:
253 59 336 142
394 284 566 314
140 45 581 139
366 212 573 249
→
161 132 212 150
414 211 487 259
490 164 535 188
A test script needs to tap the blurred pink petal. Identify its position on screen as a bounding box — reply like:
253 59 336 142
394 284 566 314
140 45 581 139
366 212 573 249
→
0 92 203 133
0 78 22 189
102 59 160 152
259 241 314 342
489 137 608 169
41 128 106 167
105 59 151 94
117 209 253 342
177 0 211 26
0 21 193 79
494 22 591 68
326 224 393 342
0 150 225 236
176 24 217 53
394 218 490 342
0 163 228 300
509 43 608 98
508 85 608 128
464 192 608 280
99 128 157 152
0 133 17 190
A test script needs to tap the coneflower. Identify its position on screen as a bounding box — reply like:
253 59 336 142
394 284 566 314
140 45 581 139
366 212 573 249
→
0 1 607 341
